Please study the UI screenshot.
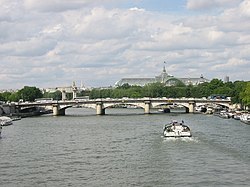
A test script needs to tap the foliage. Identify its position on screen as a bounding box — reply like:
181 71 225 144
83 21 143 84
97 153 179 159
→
0 91 19 102
0 92 11 102
143 83 165 97
77 90 91 97
0 93 4 101
0 80 249 109
88 79 249 108
231 81 247 104
240 82 250 107
17 86 43 102
43 90 62 100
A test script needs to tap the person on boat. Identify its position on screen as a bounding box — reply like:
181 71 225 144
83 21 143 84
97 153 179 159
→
172 123 176 130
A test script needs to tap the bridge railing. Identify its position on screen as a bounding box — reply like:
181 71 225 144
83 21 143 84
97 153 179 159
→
15 97 231 107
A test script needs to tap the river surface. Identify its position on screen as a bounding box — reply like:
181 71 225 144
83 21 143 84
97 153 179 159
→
0 108 250 187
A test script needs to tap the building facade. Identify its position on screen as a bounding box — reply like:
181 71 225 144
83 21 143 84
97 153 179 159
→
115 66 209 87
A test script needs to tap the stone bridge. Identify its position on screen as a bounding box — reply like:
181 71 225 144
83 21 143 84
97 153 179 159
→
15 97 231 116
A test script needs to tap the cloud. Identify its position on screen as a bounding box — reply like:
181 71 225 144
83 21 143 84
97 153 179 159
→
209 57 249 81
0 38 57 56
23 0 129 12
186 0 242 10
239 0 250 17
0 0 249 89
23 0 93 12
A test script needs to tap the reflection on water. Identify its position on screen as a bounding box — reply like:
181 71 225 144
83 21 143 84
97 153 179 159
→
0 108 250 187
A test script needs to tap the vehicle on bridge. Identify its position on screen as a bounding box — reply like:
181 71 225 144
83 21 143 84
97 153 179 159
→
163 120 192 138
208 95 229 100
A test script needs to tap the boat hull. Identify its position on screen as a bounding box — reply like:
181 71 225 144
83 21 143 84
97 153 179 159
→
0 116 13 126
163 131 192 138
240 114 250 125
163 122 192 138
240 120 250 125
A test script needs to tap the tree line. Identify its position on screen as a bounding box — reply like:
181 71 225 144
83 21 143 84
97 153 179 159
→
89 79 250 108
0 79 249 108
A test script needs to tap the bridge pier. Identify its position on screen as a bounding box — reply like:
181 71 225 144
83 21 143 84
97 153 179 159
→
72 90 77 100
72 82 78 100
144 101 151 114
96 102 105 115
52 104 65 116
188 101 195 113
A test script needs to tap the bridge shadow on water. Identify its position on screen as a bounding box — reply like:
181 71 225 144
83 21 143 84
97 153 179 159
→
63 112 188 117
55 107 189 117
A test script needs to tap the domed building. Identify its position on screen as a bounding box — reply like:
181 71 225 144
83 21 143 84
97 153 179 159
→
115 66 209 87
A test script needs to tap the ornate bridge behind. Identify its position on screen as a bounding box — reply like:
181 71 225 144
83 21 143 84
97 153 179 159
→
15 97 231 116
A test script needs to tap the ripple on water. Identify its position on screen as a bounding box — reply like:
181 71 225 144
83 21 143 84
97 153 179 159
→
1 108 250 187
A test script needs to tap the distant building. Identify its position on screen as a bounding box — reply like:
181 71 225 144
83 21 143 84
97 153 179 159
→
115 66 209 87
44 81 88 93
224 76 229 83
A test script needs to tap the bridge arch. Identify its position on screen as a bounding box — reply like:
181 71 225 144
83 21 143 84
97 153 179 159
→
103 102 145 110
171 103 191 113
52 105 73 116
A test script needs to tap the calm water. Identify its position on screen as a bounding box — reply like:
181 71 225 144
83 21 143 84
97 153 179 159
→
0 108 250 187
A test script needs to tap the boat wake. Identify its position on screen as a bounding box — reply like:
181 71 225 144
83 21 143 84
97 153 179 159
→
162 136 199 143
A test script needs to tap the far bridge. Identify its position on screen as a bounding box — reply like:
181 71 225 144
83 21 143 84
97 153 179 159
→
15 97 231 116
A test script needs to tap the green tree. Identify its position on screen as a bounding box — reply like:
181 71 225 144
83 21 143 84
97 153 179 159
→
165 86 178 98
208 79 224 90
118 83 131 89
0 93 4 101
185 85 193 97
231 81 247 104
9 92 19 102
43 91 62 100
240 82 250 108
86 79 248 105
17 86 43 102
1 92 11 101
143 82 165 97
213 86 232 96
128 86 143 98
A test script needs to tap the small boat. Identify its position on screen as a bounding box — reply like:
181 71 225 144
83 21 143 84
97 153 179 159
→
158 108 170 113
0 125 2 137
219 110 230 119
163 120 192 138
0 116 13 126
240 113 250 125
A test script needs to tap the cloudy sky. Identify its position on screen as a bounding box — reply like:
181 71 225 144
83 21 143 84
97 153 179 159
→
1 0 250 89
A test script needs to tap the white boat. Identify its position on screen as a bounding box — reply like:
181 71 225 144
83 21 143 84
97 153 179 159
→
195 105 207 113
158 108 170 113
163 120 192 138
0 116 13 126
232 111 242 120
219 110 230 119
240 113 250 125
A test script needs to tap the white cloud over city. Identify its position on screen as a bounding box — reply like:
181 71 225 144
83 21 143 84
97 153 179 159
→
0 0 249 89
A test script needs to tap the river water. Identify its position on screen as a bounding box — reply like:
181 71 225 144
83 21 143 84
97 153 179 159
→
0 108 249 187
